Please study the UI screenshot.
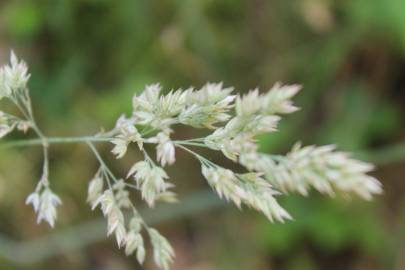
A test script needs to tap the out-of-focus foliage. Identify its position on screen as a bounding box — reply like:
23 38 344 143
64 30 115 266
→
0 0 404 269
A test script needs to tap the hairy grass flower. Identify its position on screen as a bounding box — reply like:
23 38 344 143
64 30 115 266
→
153 131 176 166
87 172 104 205
125 231 145 258
149 228 175 270
259 143 383 199
179 82 235 128
0 51 30 97
132 83 188 128
124 216 145 263
127 160 173 207
0 112 17 138
111 116 143 158
26 188 62 227
202 165 291 222
113 179 132 209
93 190 127 247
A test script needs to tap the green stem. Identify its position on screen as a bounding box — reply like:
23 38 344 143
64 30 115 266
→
1 136 113 148
13 92 51 188
142 148 156 167
2 136 405 166
86 142 118 185
172 141 207 148
87 141 138 191
87 141 150 230
175 143 216 167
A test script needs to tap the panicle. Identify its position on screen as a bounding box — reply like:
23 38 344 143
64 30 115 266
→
0 53 382 270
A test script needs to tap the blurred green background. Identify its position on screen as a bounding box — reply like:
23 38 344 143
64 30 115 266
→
0 1 404 269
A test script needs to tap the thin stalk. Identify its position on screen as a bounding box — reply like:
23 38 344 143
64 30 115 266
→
140 126 156 137
175 143 217 167
13 92 51 188
86 142 118 184
142 148 156 167
87 142 138 191
87 142 116 194
125 182 139 190
2 136 405 166
182 137 205 142
172 141 207 148
1 136 113 148
87 142 150 230
10 94 30 121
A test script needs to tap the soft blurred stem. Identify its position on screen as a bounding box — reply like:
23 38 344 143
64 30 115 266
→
357 142 405 165
175 143 217 167
2 136 405 165
87 141 118 182
11 89 52 188
0 136 113 148
172 140 207 147
0 190 224 266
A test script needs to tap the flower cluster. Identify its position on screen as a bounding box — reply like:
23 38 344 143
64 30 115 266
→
111 116 143 158
0 111 18 138
178 82 235 128
88 167 174 268
0 52 61 228
0 53 32 138
0 51 30 99
254 143 383 200
0 52 383 270
202 165 291 222
149 228 175 270
26 187 62 227
127 160 175 207
204 84 301 161
101 81 382 268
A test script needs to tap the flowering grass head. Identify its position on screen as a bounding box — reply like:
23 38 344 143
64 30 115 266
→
0 52 382 270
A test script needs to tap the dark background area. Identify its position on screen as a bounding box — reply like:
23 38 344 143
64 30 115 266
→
0 1 404 269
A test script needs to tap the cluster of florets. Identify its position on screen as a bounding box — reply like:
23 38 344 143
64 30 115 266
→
0 52 61 228
0 52 31 138
0 52 382 270
104 82 381 268
0 51 30 99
